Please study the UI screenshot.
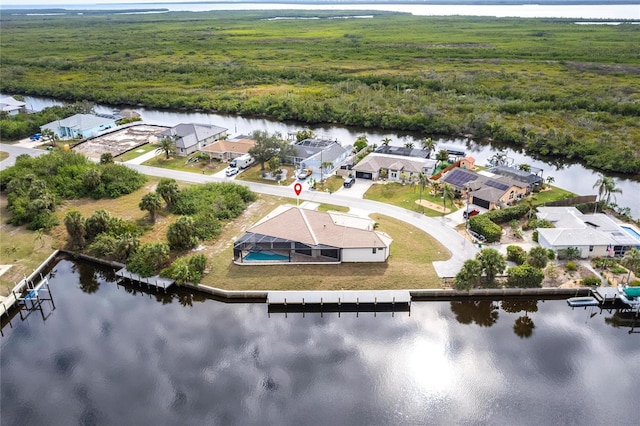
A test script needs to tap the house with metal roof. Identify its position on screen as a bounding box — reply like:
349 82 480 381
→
158 123 227 157
0 96 26 116
489 165 544 193
200 135 256 162
234 205 392 264
41 114 117 139
536 206 638 258
289 139 352 180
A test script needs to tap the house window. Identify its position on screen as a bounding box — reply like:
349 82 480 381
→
589 245 594 252
390 172 397 179
372 248 377 254
509 191 514 199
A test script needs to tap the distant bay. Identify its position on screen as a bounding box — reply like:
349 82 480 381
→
2 2 639 20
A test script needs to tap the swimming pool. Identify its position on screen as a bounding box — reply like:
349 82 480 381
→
244 251 290 262
621 225 640 247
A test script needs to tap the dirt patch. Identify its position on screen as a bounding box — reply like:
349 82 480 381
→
73 124 167 159
415 199 450 214
542 262 599 288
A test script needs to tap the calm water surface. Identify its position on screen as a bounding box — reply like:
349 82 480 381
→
2 259 639 425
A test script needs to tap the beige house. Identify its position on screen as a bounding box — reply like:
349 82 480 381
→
353 153 437 181
440 167 527 210
234 205 392 264
200 136 256 162
158 123 227 157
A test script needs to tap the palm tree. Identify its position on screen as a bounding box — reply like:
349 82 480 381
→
441 183 455 215
156 178 180 208
156 136 176 160
404 141 415 149
518 163 531 172
477 248 507 285
546 176 555 185
418 172 429 212
513 316 535 338
64 210 86 250
381 137 391 146
420 137 435 154
592 174 622 212
436 149 449 165
454 259 483 291
622 248 640 284
139 192 163 222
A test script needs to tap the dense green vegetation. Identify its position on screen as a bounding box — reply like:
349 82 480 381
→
1 11 639 173
0 102 95 140
0 150 146 229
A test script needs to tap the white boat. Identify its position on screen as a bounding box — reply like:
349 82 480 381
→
566 297 600 307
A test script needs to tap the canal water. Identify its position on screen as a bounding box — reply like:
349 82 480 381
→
17 95 640 219
1 259 639 425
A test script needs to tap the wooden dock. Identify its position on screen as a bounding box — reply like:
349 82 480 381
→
115 268 175 292
267 290 410 313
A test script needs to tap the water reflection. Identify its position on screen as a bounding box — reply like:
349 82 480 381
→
2 259 639 425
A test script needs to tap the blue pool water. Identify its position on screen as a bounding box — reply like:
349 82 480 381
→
244 251 289 261
621 226 640 246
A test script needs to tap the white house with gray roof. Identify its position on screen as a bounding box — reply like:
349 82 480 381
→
41 114 117 139
0 96 26 116
536 206 637 258
234 205 392 264
158 123 227 157
290 139 352 179
353 153 437 181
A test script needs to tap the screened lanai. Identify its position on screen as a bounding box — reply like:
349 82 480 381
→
233 232 341 264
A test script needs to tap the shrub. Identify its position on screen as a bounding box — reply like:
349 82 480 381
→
167 216 199 250
484 205 528 224
532 230 538 242
610 265 628 274
127 242 170 277
523 218 554 230
469 215 502 243
581 277 601 286
506 245 527 265
506 264 544 288
565 261 578 272
557 247 580 260
528 246 550 269
546 249 555 260
629 280 640 287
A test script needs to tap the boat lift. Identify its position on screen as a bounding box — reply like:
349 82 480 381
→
13 274 56 322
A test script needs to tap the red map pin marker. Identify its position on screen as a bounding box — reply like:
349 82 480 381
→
294 182 302 196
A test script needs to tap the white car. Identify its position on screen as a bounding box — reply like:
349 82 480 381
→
225 167 239 177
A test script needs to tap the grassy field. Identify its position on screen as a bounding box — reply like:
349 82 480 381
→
236 164 297 185
116 143 156 162
531 185 577 205
364 182 456 216
142 154 226 174
1 11 638 174
0 180 450 295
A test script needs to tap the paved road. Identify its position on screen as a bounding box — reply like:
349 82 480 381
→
0 144 478 277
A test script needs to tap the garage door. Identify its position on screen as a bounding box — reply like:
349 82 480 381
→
355 171 372 180
472 197 490 209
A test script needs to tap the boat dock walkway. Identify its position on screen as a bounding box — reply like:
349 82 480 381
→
268 290 411 312
115 268 175 292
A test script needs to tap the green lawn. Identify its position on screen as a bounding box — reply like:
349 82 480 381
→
531 185 577 205
116 143 156 162
313 175 345 194
364 182 459 216
142 154 225 174
236 164 297 186
0 151 8 162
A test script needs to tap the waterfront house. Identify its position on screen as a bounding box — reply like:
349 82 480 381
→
234 205 392 264
200 135 256 162
158 123 227 157
289 139 352 179
352 153 437 181
535 206 638 258
489 165 544 193
0 96 26 116
41 114 117 139
439 167 527 210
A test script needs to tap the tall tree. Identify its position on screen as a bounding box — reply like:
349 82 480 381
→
248 130 293 170
156 136 176 160
64 210 86 250
418 172 429 211
139 192 163 222
296 129 315 142
436 149 449 164
622 248 640 284
353 135 368 152
420 137 435 153
477 248 506 285
156 178 180 208
441 182 455 215
455 259 483 291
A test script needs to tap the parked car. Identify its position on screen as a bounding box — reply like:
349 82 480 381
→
297 168 312 179
225 167 239 177
463 209 480 219
30 133 41 141
343 177 355 188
